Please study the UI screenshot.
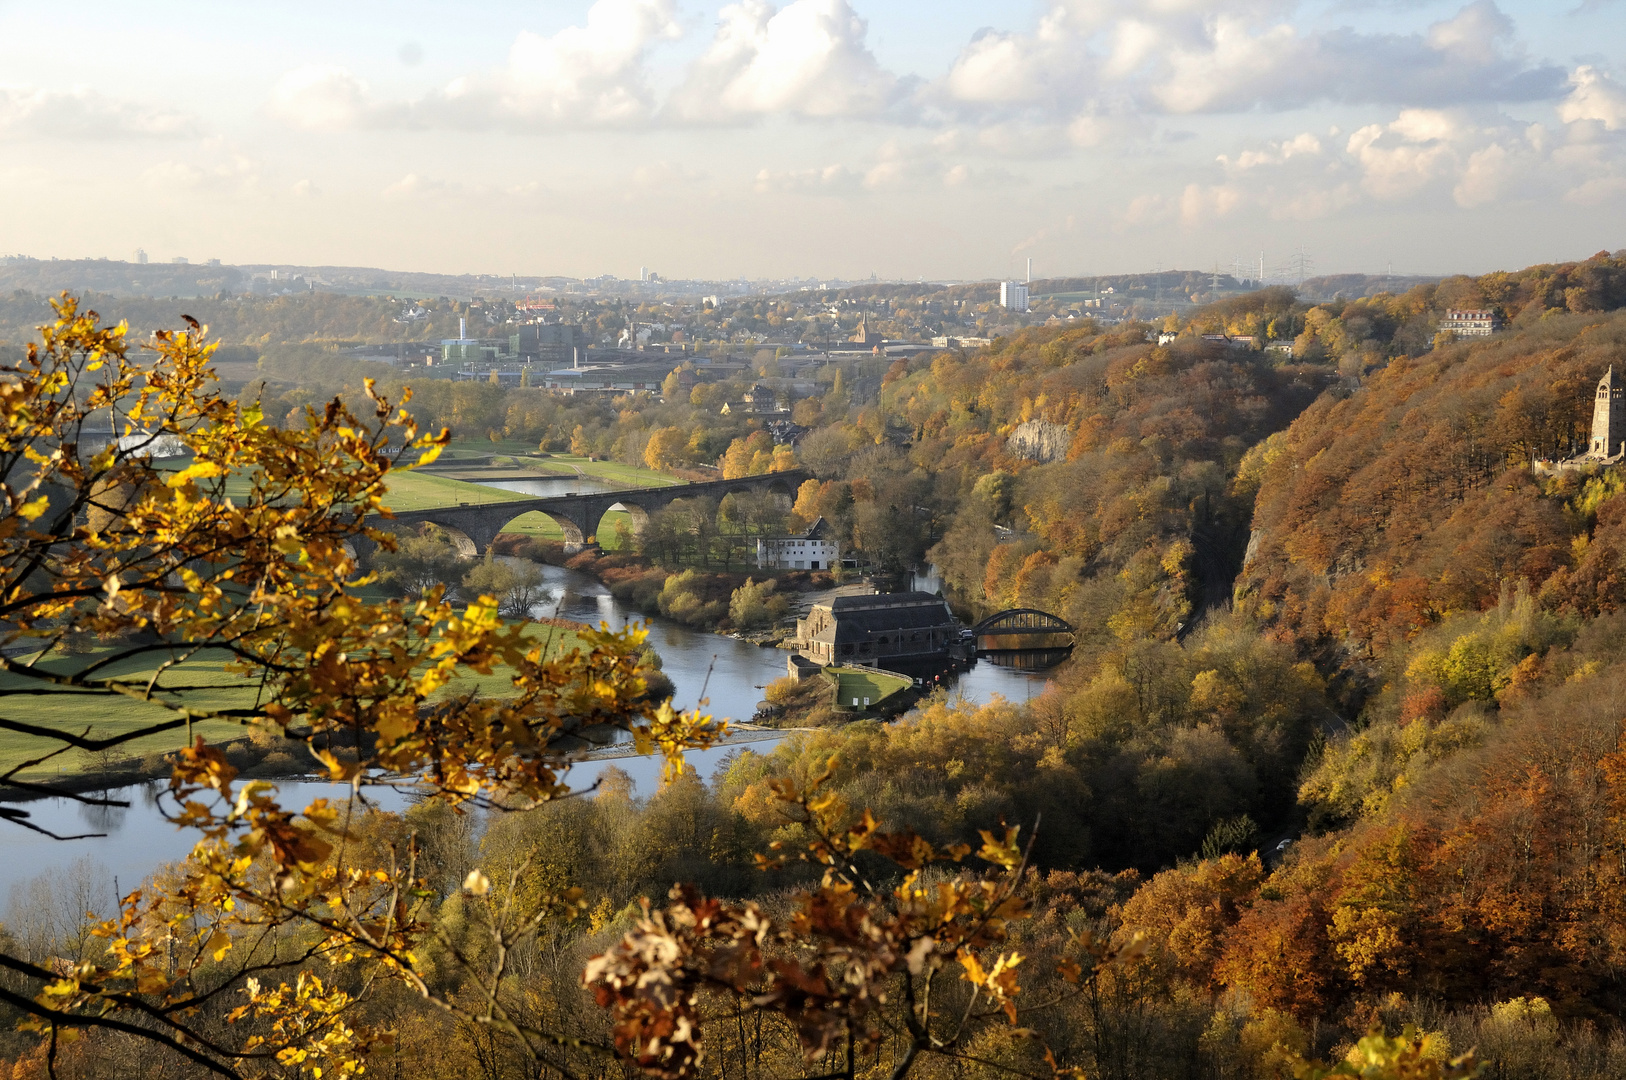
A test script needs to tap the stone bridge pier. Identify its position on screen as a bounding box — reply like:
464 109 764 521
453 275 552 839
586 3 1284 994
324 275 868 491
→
350 469 810 566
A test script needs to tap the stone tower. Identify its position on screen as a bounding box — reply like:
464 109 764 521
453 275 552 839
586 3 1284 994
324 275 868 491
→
1591 366 1626 458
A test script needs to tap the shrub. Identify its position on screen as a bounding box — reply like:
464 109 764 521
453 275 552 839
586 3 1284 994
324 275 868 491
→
728 577 789 630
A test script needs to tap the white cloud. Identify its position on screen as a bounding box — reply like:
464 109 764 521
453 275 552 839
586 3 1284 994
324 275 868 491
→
0 87 195 139
267 0 681 131
268 66 408 131
1559 66 1626 130
1344 109 1501 203
1158 93 1625 227
486 0 681 125
1179 182 1243 225
1218 132 1322 172
945 6 1087 108
938 0 1565 123
1454 142 1512 207
753 163 859 194
1123 192 1174 225
1565 175 1626 205
669 0 899 121
140 152 260 194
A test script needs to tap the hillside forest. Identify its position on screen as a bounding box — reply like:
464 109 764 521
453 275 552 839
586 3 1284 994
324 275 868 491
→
9 251 1626 1079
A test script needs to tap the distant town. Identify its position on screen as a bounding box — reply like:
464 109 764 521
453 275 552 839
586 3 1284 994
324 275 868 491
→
0 254 1446 405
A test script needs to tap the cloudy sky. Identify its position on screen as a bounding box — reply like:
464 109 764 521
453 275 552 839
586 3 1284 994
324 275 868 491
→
0 0 1620 281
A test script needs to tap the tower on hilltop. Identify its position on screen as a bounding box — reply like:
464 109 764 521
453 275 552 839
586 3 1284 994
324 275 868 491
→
1590 366 1626 459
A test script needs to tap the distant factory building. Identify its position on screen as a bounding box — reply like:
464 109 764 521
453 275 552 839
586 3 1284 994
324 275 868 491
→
509 322 580 364
796 591 958 666
539 362 678 396
442 318 511 364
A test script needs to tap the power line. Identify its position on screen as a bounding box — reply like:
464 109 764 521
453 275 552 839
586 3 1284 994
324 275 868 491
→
1288 245 1314 287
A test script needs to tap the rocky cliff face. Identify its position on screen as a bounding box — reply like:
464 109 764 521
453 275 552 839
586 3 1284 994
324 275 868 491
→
1006 420 1072 463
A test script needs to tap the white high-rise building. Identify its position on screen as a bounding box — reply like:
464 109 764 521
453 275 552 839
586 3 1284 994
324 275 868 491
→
133 248 148 265
1000 281 1029 312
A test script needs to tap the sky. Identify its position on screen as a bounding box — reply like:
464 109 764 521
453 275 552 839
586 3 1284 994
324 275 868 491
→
0 0 1620 282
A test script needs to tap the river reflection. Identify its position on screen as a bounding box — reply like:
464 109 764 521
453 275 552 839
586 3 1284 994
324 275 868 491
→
476 475 615 497
0 742 782 896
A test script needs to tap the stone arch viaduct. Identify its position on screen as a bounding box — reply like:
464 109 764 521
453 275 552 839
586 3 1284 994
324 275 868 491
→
351 469 811 564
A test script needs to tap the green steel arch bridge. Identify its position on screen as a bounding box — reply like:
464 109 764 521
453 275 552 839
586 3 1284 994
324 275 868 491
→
967 608 1075 652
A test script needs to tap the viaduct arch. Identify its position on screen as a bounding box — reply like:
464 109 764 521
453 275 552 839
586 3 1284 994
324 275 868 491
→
351 469 811 565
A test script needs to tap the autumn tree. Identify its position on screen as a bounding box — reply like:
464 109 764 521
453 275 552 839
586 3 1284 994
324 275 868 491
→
0 298 1099 1080
644 425 689 471
0 297 716 1077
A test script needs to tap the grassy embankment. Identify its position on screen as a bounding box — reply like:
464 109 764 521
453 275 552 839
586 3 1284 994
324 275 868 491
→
827 667 912 710
0 620 593 781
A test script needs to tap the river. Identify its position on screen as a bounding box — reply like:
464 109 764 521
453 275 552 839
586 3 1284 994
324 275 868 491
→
0 479 1057 898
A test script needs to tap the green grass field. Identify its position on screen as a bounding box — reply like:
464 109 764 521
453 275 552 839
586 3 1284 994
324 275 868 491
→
506 453 682 489
0 647 268 779
0 622 594 780
163 454 531 512
444 439 678 488
827 667 913 710
498 507 635 550
164 442 676 520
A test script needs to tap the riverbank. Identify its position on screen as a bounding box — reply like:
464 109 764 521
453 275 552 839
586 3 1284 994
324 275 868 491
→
4 720 800 809
755 656 984 728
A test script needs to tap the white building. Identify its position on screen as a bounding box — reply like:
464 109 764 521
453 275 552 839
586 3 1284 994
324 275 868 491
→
1443 309 1501 338
1000 281 1030 312
756 517 839 571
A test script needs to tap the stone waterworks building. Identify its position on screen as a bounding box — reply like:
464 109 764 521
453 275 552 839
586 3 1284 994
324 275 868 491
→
795 592 959 666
